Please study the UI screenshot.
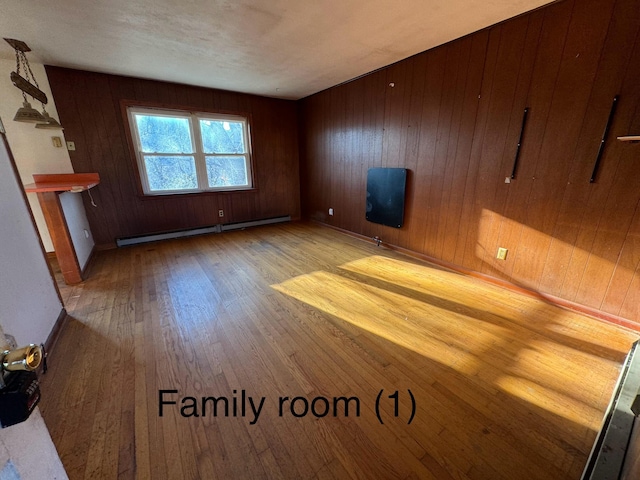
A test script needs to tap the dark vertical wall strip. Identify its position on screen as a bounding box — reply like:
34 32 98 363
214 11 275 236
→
46 67 301 246
299 0 640 323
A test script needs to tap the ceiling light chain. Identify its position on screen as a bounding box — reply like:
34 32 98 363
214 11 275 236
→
14 47 30 105
19 46 50 117
4 37 63 129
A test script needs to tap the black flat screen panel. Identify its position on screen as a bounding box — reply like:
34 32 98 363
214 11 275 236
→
366 167 407 228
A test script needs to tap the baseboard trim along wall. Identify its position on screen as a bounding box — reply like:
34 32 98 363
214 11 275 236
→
39 308 68 376
115 216 292 247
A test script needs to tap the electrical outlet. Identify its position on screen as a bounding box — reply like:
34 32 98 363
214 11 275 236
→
496 247 508 260
218 209 224 217
66 141 76 151
329 208 334 216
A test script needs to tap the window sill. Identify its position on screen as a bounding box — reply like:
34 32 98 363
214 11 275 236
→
137 188 258 200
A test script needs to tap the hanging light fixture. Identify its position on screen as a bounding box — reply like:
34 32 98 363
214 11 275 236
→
35 109 64 129
4 38 63 129
13 99 46 123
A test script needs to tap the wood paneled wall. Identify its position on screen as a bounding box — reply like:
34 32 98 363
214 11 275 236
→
300 0 640 323
46 67 301 246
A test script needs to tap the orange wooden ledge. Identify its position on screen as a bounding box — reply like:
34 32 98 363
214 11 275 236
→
24 173 100 285
24 173 100 193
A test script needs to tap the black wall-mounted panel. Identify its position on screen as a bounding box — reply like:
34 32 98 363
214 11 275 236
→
365 168 407 228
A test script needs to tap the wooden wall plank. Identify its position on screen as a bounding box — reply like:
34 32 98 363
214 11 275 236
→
357 70 387 239
422 41 460 258
332 81 347 233
476 17 535 275
408 46 447 254
381 60 413 246
436 36 475 264
489 11 545 283
604 201 640 318
443 33 486 265
574 29 640 311
522 0 615 292
470 16 532 278
400 52 428 249
569 17 640 310
504 0 575 288
299 0 640 324
544 0 640 300
456 28 496 272
344 80 366 233
47 67 301 246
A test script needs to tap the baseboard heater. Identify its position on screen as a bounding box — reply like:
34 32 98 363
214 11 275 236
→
582 340 640 479
116 215 291 247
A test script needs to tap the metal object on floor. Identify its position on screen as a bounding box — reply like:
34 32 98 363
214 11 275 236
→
582 340 640 479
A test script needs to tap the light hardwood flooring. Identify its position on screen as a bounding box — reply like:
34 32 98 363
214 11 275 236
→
41 222 639 479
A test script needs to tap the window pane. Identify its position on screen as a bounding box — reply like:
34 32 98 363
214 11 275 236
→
135 114 193 153
144 156 198 191
206 156 248 187
200 119 245 154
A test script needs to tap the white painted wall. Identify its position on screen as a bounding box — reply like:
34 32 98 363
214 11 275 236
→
0 58 94 268
0 130 62 346
59 192 94 268
0 131 68 477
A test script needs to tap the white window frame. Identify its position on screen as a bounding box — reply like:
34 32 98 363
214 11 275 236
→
127 106 253 195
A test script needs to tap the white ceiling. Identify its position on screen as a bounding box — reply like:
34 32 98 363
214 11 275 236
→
0 0 553 100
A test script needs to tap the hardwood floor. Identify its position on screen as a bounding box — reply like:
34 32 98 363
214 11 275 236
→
40 222 638 479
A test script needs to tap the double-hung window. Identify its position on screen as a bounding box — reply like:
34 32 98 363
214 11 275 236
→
127 106 253 195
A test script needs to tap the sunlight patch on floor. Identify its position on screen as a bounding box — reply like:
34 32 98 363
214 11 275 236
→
272 258 627 431
272 269 509 376
339 255 633 354
495 374 600 429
